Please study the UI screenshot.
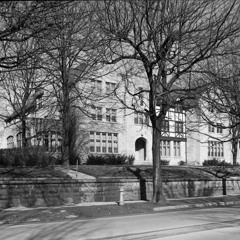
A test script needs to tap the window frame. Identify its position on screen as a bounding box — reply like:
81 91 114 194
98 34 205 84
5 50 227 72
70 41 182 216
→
89 131 119 154
160 140 171 157
7 135 14 148
208 141 224 157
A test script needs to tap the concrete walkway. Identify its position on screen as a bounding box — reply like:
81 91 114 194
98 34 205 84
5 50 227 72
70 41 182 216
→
54 166 96 180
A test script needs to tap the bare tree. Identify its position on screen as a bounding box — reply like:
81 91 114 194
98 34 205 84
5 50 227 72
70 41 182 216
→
94 0 240 202
0 1 65 69
0 1 71 146
0 38 47 147
38 1 105 168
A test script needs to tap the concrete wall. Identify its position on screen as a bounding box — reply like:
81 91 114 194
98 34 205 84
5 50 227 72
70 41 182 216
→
1 177 240 210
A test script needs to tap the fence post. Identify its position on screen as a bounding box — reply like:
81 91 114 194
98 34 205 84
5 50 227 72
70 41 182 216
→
119 187 125 206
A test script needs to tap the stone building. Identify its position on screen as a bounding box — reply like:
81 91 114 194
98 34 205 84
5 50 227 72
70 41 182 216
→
1 71 239 166
71 73 187 165
186 108 239 165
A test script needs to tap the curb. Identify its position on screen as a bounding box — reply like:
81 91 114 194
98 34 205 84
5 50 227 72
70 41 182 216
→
153 200 240 211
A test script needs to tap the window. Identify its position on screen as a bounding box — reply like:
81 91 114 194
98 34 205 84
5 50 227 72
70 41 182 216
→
160 140 171 156
91 80 102 93
16 132 22 147
138 87 144 106
134 112 148 125
208 123 214 133
36 131 61 152
106 108 117 122
91 106 102 121
49 132 58 152
44 133 49 151
106 82 116 94
175 121 183 133
161 120 169 132
174 141 181 157
175 105 183 113
90 132 95 152
208 141 224 157
216 123 223 133
7 136 14 148
36 98 42 109
89 131 118 154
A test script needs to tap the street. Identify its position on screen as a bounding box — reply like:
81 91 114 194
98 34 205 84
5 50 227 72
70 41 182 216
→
0 206 240 240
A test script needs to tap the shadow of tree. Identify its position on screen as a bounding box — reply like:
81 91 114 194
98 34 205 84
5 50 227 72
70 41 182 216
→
124 167 148 200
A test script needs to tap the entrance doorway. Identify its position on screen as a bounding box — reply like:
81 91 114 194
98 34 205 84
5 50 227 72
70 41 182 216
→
135 137 146 162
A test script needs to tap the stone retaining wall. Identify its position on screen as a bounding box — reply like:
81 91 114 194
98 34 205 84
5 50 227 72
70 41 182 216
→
0 177 240 209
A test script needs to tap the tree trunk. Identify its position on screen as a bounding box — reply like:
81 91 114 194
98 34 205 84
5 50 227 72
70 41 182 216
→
61 46 70 169
151 124 165 203
231 123 239 166
232 138 238 166
62 110 70 169
21 118 27 147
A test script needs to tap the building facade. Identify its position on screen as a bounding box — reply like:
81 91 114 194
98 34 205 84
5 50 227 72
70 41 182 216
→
1 73 239 166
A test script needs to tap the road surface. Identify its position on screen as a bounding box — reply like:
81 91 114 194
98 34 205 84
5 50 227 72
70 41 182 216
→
0 206 240 239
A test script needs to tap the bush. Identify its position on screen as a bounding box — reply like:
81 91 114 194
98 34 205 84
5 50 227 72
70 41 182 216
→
202 159 232 167
86 154 135 165
178 160 186 166
160 159 169 165
0 147 58 167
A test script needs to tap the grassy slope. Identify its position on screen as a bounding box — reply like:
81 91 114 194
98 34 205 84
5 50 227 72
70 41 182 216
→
72 165 240 180
1 165 240 180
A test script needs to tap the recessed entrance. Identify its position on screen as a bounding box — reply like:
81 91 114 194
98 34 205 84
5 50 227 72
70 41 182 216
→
135 137 146 162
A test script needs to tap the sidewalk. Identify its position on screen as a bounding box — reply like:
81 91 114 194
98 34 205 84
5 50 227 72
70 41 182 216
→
1 195 240 225
154 194 240 211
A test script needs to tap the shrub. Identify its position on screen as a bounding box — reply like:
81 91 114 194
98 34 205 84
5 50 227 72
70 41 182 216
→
202 159 232 166
178 160 186 166
0 147 58 167
86 154 135 165
160 159 169 165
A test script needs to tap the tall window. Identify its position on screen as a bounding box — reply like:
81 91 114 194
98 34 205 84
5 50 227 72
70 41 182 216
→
44 133 49 151
208 141 224 157
161 120 169 132
208 123 214 133
91 80 102 93
91 106 102 121
106 108 117 122
89 132 118 154
216 123 223 133
174 141 181 157
7 136 14 148
175 121 183 133
160 140 171 156
36 131 61 152
106 82 116 94
16 132 22 147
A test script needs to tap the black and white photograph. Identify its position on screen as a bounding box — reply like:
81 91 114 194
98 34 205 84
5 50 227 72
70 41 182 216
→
0 1 240 239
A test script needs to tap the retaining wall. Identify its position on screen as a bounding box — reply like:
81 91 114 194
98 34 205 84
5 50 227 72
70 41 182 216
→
0 177 240 209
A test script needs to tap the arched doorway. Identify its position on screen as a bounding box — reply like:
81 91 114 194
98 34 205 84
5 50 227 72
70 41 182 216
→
135 137 146 162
